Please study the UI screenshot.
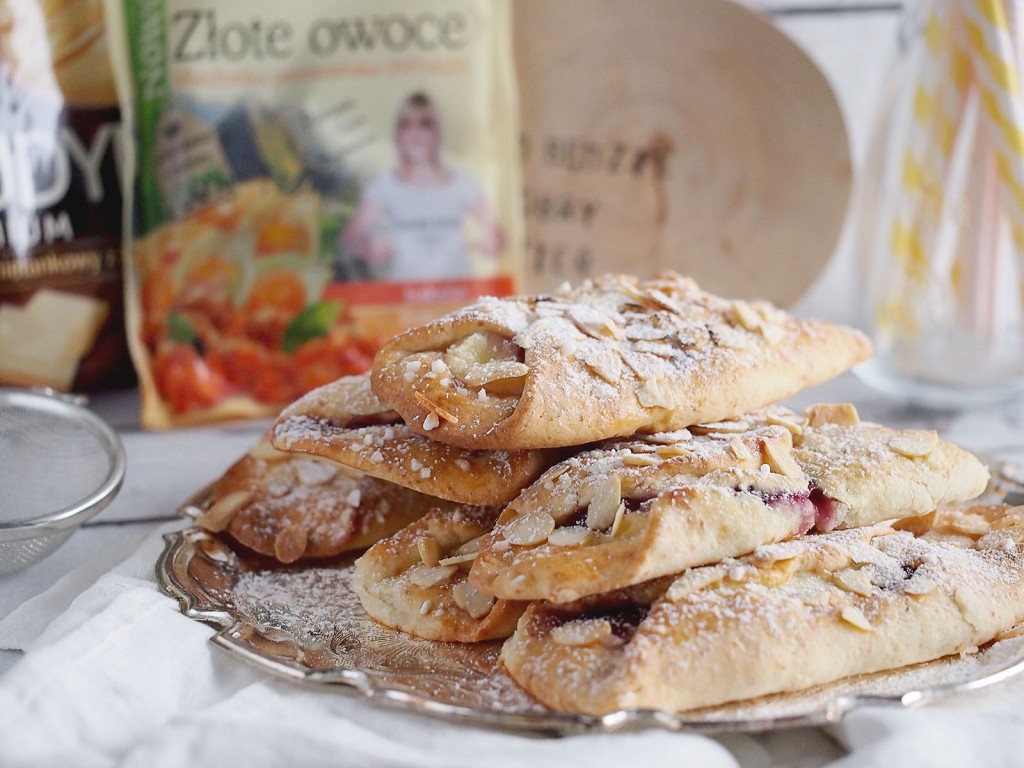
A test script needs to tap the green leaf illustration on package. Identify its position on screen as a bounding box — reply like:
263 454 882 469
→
281 301 342 353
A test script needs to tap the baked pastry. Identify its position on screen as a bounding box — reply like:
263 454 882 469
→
272 375 563 506
196 437 445 563
353 507 527 642
469 404 988 603
371 273 871 450
502 504 1024 714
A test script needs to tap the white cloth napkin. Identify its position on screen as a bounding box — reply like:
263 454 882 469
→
0 526 738 768
2 524 1023 768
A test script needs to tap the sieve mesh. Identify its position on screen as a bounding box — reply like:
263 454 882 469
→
0 400 114 524
0 530 73 575
0 389 124 574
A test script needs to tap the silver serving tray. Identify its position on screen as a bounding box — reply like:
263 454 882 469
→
157 464 1024 735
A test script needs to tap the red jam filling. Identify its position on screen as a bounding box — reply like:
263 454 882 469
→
755 485 837 533
556 496 654 532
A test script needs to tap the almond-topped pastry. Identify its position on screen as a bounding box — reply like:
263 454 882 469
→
271 375 563 506
469 404 988 603
371 272 871 450
353 507 527 642
502 504 1024 715
196 437 446 563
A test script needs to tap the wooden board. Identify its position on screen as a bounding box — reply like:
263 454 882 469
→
515 0 851 306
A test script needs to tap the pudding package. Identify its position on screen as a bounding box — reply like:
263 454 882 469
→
105 0 521 427
0 0 132 392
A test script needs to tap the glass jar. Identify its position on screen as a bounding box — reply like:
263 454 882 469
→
855 0 1024 406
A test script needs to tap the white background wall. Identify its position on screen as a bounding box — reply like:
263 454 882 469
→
754 0 902 324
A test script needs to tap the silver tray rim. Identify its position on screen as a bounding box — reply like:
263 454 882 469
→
156 476 1024 736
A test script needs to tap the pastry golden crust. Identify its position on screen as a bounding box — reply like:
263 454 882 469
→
353 507 527 642
196 437 446 563
272 375 563 506
371 273 871 450
469 404 988 603
502 504 1024 715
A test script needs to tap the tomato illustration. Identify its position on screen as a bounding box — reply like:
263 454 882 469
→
153 342 229 413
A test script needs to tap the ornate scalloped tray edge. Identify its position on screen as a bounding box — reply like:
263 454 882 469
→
157 469 1024 735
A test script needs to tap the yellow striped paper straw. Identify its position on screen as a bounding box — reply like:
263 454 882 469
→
880 0 971 339
962 0 1024 253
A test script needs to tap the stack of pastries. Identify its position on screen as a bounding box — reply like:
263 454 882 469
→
197 273 1024 715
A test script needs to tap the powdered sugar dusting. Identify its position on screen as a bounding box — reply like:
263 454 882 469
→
165 514 1024 730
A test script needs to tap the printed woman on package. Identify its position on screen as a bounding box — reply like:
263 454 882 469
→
342 91 503 281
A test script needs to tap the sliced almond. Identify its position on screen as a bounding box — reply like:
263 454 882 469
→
803 591 831 607
274 524 307 564
569 304 622 340
903 578 938 596
645 288 686 314
989 512 1024 531
805 403 861 428
889 430 938 459
633 340 677 358
690 419 751 435
196 491 252 532
293 458 338 487
753 539 807 565
642 429 692 445
551 618 613 646
261 463 296 497
451 580 496 619
543 491 581 524
655 443 691 458
407 563 458 589
586 475 622 531
622 452 661 467
760 323 787 345
417 536 442 567
623 325 673 342
730 300 763 332
840 605 874 631
584 347 623 384
455 536 483 555
609 503 627 537
413 390 459 425
766 411 804 436
637 377 674 409
751 300 788 326
714 326 756 350
503 511 556 546
728 438 754 461
666 567 726 602
248 441 290 462
438 550 480 567
676 324 711 348
547 526 593 547
760 436 803 478
833 569 875 597
461 360 530 387
949 512 990 536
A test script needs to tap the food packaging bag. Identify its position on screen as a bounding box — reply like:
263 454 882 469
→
105 0 521 427
0 0 132 392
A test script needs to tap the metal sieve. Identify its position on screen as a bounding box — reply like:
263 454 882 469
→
0 388 126 574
